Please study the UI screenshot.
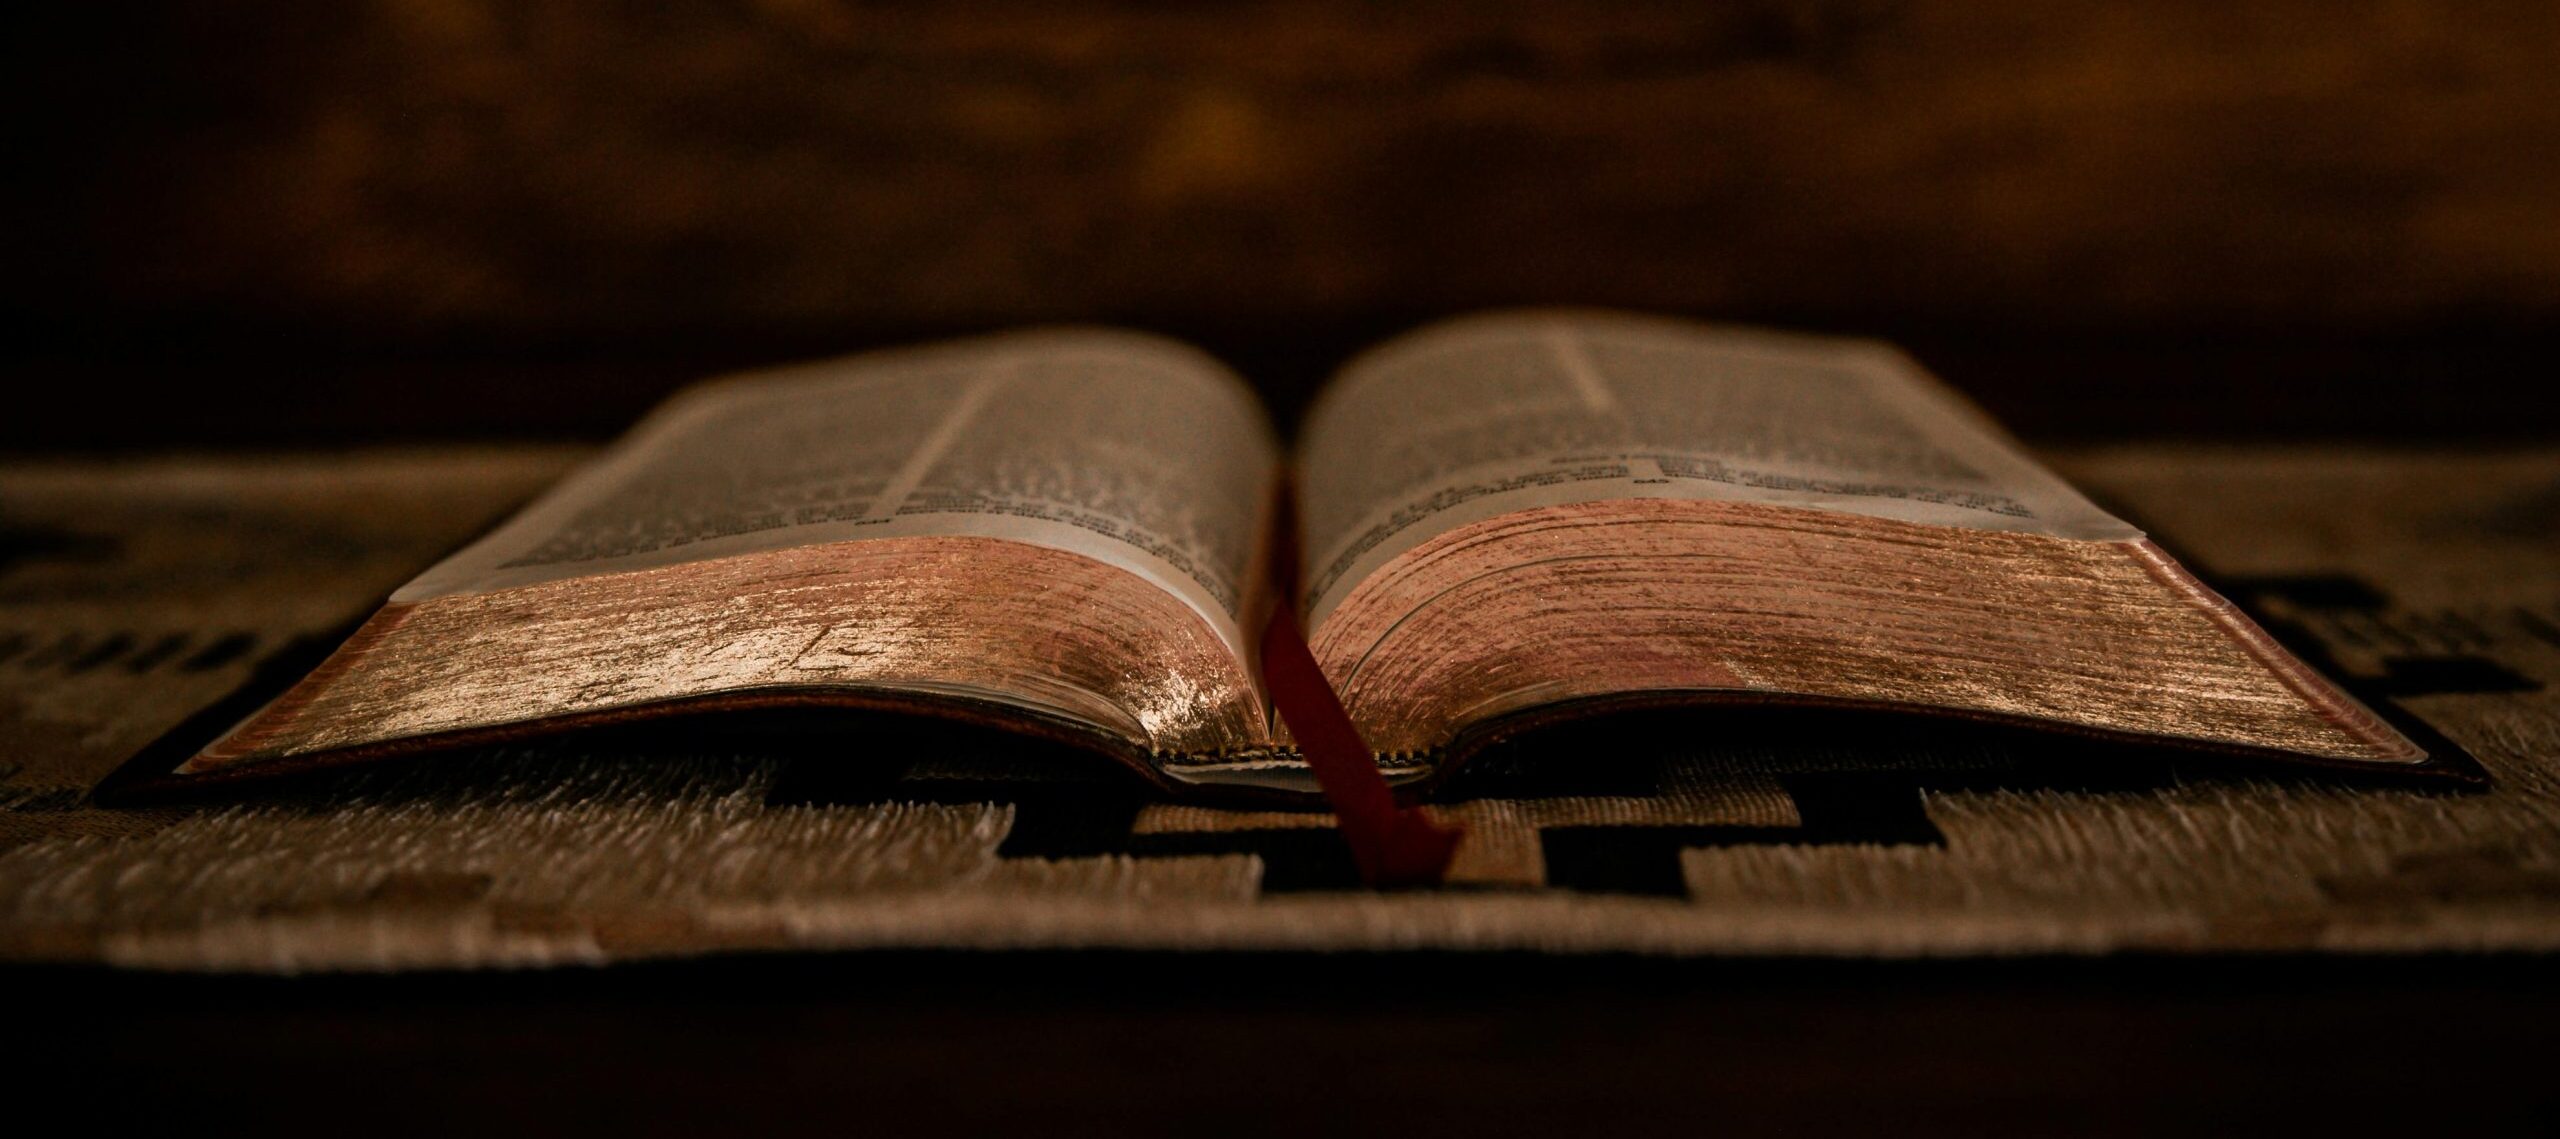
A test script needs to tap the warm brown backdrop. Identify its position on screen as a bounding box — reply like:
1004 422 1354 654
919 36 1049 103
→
18 1 2560 444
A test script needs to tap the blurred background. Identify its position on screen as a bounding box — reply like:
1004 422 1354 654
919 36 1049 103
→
14 0 2559 448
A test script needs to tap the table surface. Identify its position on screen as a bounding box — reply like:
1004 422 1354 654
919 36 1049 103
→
18 952 2560 1136
3 440 2555 1133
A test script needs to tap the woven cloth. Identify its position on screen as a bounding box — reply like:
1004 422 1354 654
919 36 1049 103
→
1 444 2553 970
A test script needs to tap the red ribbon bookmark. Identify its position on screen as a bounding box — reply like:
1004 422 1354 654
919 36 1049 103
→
1259 603 1461 887
1256 491 1461 888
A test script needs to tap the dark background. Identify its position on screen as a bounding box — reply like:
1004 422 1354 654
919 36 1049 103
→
15 1 2560 448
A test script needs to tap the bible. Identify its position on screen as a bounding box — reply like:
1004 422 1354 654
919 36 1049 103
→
170 310 2435 804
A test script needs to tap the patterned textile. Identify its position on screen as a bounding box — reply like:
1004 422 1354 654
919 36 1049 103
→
1 445 2553 969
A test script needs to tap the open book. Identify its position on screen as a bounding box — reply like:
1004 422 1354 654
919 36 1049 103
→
174 311 2432 795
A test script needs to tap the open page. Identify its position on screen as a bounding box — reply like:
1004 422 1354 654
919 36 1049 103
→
1295 309 2142 626
400 328 1279 660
